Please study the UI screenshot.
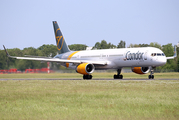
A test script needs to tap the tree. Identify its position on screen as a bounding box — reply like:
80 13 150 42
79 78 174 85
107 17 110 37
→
128 44 140 48
117 40 126 48
93 40 116 49
100 40 108 49
128 43 149 48
6 48 24 69
93 42 101 49
0 50 8 69
108 43 116 49
138 44 149 47
162 43 173 56
177 47 179 72
38 44 57 57
177 56 179 72
149 42 162 50
68 44 87 51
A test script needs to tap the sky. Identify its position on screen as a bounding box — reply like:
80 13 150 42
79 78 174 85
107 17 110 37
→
0 0 179 50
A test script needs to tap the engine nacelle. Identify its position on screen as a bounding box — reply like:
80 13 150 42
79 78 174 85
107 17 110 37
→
131 67 150 74
76 63 95 75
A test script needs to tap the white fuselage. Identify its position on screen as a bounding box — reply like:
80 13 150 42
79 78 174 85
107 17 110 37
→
54 47 167 70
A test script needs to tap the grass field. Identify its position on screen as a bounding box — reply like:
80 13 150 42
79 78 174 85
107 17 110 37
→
0 72 179 119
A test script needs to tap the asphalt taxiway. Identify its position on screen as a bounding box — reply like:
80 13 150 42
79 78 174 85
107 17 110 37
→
0 78 178 80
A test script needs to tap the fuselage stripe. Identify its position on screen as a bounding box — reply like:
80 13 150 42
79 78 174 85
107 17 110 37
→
66 51 79 67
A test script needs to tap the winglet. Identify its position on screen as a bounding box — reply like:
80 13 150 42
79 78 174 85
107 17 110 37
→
173 45 177 58
166 45 177 59
3 45 10 57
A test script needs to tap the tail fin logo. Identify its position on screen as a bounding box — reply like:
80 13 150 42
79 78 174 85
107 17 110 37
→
55 28 64 51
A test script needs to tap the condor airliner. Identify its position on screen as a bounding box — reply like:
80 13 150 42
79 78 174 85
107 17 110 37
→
3 21 177 79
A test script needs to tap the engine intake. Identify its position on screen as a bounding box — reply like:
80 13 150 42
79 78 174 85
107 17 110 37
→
132 67 150 74
76 63 95 75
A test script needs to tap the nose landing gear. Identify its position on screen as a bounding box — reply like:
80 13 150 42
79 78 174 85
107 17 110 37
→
148 67 154 79
148 75 154 79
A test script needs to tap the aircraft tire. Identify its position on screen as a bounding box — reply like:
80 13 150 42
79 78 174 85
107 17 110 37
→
152 75 154 79
148 75 154 79
114 75 123 79
83 75 92 80
148 75 151 79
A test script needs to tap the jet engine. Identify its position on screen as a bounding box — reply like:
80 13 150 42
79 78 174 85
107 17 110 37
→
76 63 95 75
131 67 150 74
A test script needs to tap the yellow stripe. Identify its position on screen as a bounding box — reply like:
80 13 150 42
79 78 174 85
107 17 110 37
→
66 51 79 67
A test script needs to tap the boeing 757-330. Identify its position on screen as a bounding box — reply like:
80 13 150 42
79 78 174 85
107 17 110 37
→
3 21 177 79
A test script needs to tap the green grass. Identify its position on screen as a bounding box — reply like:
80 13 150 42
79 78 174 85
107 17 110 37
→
0 73 179 119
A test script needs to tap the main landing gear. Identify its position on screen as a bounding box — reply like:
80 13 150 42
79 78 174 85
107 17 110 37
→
83 75 93 80
114 69 123 79
148 67 154 79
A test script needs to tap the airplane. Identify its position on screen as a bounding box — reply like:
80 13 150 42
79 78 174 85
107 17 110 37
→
3 21 177 79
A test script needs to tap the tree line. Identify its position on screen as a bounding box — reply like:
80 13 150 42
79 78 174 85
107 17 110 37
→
0 40 178 72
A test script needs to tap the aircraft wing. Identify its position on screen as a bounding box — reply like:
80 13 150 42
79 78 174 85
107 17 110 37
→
3 45 107 65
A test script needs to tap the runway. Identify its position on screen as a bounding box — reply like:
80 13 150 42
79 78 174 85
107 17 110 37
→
0 78 179 80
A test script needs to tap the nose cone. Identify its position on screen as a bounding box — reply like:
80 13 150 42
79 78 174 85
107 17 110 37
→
158 56 167 66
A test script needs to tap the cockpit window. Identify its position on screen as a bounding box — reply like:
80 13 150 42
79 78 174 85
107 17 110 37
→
157 53 161 56
151 53 156 56
151 53 165 56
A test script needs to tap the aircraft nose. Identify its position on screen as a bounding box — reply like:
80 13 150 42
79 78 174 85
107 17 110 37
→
158 57 167 66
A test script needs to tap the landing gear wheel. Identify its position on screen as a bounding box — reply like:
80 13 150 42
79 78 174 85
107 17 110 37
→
148 75 154 79
152 75 154 79
114 75 123 79
83 75 92 80
114 69 123 79
148 67 155 79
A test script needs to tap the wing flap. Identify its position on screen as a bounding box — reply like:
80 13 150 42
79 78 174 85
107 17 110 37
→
15 57 107 65
14 57 107 65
